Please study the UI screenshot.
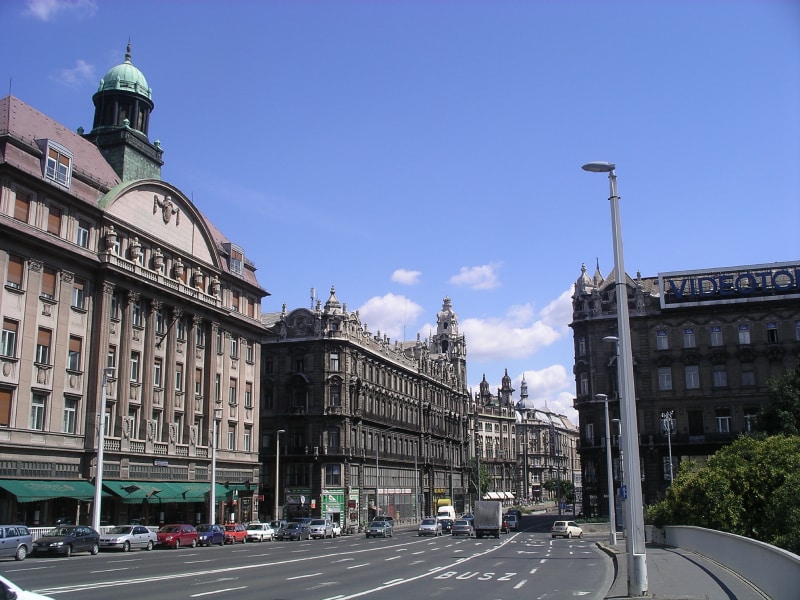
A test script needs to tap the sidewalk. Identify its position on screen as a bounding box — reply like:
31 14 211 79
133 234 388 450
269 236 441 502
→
598 539 769 599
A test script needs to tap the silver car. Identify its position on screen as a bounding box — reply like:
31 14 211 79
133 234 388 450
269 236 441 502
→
99 525 157 552
308 519 333 539
418 517 442 536
365 521 393 538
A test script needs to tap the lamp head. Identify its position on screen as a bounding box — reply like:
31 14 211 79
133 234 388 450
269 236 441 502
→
602 336 619 343
277 429 286 434
595 393 608 402
582 161 616 173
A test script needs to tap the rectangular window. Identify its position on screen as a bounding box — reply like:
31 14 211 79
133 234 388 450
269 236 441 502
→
14 192 30 222
247 297 255 319
0 389 11 427
76 220 89 248
175 364 184 392
231 290 240 312
712 365 727 387
110 293 119 319
1 319 19 357
36 328 52 365
243 428 252 453
710 326 723 347
7 255 24 289
578 336 586 356
743 407 758 433
132 300 143 327
230 336 238 358
47 206 62 235
246 341 254 363
195 322 205 346
30 393 47 431
325 464 342 486
741 368 756 386
295 357 305 372
45 144 72 187
107 346 117 370
329 352 340 371
716 408 731 433
685 365 700 389
67 336 82 371
153 358 163 388
216 330 223 354
130 352 141 382
656 329 669 350
329 385 341 407
195 368 203 397
215 374 221 402
227 428 235 451
176 318 186 341
767 322 779 343
658 367 673 391
230 247 243 276
228 379 237 405
41 267 57 299
62 397 78 434
244 382 253 408
71 278 85 309
579 372 589 395
128 407 139 439
683 328 696 348
585 423 594 442
155 309 165 334
738 324 750 344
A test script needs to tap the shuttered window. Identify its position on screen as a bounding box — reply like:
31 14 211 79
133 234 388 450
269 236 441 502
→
7 255 24 289
41 267 56 299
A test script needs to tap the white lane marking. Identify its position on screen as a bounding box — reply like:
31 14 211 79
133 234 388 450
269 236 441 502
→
346 563 369 569
514 579 527 589
287 572 323 580
191 586 247 597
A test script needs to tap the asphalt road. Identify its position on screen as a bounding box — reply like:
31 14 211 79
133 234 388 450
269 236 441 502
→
1 516 613 600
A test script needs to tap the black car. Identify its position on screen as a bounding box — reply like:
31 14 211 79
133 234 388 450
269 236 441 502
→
32 525 100 557
276 522 310 541
439 518 453 533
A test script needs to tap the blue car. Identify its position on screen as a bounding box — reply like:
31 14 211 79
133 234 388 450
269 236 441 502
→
196 524 224 547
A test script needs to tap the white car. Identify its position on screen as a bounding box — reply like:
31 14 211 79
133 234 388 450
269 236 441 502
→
1 574 54 600
331 522 342 537
245 522 274 542
551 520 583 539
418 517 443 536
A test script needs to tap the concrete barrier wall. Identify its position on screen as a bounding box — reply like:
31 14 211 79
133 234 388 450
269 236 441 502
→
664 525 800 600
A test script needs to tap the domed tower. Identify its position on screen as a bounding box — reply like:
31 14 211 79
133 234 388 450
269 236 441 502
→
499 369 514 406
431 296 467 385
82 41 163 180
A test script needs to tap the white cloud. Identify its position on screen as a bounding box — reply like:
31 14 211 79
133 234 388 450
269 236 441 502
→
391 268 421 285
448 263 501 290
357 294 425 340
53 59 95 87
25 0 97 21
540 286 574 333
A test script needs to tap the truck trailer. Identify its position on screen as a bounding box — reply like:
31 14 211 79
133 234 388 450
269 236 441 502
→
473 500 502 538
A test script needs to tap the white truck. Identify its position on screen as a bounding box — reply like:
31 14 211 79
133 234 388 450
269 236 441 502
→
473 500 502 539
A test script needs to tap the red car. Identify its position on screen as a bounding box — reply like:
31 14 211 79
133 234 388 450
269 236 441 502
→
223 523 247 544
156 524 198 549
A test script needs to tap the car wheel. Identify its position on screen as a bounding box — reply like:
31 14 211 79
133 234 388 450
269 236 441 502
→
123 541 131 552
64 545 72 558
175 540 180 549
567 531 572 539
91 543 100 555
146 540 154 551
15 545 27 561
191 538 197 548
579 532 583 539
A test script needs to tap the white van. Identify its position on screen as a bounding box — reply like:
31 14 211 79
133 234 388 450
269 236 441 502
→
436 505 456 521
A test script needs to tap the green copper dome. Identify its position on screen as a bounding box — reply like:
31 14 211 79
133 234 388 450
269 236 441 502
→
97 42 152 100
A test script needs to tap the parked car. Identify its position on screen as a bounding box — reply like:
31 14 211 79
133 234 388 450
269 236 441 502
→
276 522 310 541
451 519 474 537
245 522 274 542
99 525 157 552
0 525 32 561
331 522 342 537
0 574 54 600
365 521 393 538
156 524 198 549
269 519 287 532
196 524 225 546
504 514 519 531
223 523 247 544
418 517 442 537
551 520 583 539
31 525 100 557
439 518 453 534
308 519 333 539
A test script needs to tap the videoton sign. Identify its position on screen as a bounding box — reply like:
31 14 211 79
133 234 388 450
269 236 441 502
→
659 261 800 308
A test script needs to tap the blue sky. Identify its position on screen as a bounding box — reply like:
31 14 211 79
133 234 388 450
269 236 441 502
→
3 0 799 424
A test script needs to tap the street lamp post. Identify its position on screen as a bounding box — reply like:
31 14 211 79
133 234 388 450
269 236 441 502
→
583 161 648 595
92 367 115 531
274 429 286 520
661 411 675 483
209 407 223 524
595 394 617 545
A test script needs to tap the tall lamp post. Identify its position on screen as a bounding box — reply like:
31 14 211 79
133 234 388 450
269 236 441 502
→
583 161 647 595
209 407 223 524
274 429 286 520
92 367 115 531
595 394 617 545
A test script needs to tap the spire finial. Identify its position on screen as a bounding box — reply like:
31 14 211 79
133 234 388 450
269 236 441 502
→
125 39 132 63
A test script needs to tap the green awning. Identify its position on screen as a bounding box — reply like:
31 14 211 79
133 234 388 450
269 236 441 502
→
105 481 227 504
0 479 101 503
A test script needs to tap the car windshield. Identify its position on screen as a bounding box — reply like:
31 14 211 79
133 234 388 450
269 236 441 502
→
310 520 325 525
159 525 180 533
47 527 74 536
286 523 300 529
108 526 132 534
454 520 468 526
196 525 213 532
421 519 436 525
554 521 567 527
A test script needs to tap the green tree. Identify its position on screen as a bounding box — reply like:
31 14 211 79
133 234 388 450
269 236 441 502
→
543 478 575 505
758 363 800 435
468 458 490 499
646 435 800 553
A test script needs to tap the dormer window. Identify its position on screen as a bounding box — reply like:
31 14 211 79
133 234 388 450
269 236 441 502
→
44 141 73 188
226 244 244 277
